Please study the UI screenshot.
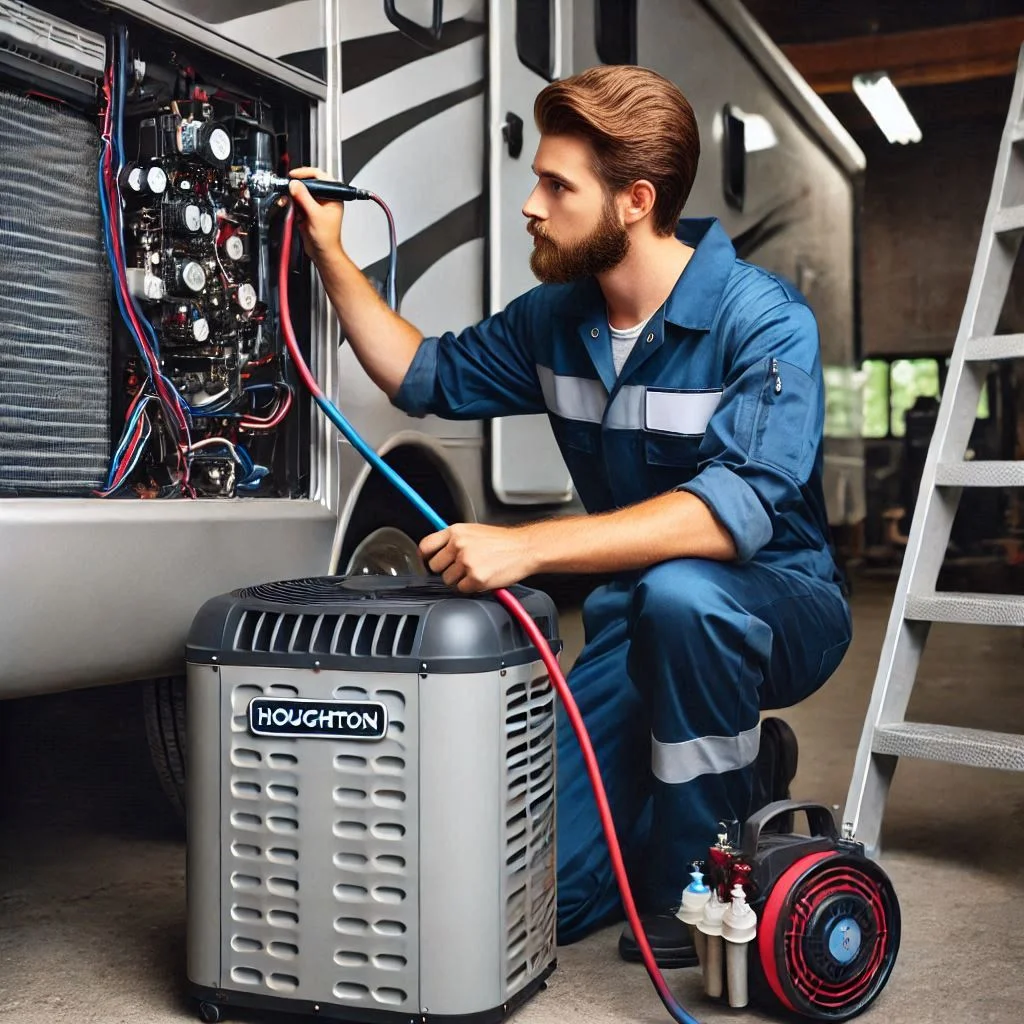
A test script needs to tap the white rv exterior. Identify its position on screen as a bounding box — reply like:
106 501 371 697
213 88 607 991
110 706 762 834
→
0 0 864 709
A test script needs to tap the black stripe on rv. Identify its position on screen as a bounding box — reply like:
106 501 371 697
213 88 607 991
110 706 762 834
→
730 193 804 261
343 80 484 180
165 0 292 21
362 196 483 307
341 18 485 93
278 47 327 82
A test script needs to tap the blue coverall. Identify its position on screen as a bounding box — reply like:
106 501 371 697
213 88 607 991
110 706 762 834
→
394 218 852 942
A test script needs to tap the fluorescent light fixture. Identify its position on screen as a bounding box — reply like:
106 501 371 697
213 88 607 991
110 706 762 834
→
852 71 922 145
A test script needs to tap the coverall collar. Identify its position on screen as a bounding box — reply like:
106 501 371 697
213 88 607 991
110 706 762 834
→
666 218 737 330
563 217 736 330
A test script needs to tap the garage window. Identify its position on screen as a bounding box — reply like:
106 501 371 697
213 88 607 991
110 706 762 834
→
858 357 989 440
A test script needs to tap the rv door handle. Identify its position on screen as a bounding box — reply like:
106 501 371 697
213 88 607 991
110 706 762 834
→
503 112 524 159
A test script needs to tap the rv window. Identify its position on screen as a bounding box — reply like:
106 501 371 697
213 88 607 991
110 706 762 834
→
517 0 555 80
595 0 637 65
385 0 444 48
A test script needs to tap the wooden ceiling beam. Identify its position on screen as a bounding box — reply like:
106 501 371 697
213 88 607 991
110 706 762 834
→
782 17 1024 94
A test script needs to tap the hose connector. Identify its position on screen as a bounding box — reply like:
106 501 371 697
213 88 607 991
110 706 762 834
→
249 169 372 202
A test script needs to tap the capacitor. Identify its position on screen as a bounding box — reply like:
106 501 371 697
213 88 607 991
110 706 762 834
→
120 162 168 200
199 208 215 237
191 315 211 342
232 282 257 312
168 199 203 235
179 119 233 166
222 234 245 262
174 259 207 294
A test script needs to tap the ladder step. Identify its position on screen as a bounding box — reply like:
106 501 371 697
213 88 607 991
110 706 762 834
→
935 460 1024 487
966 334 1024 360
905 591 1024 626
872 723 1024 771
993 205 1024 234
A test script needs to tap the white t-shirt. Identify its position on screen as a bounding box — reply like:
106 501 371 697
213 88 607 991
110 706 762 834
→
609 319 648 376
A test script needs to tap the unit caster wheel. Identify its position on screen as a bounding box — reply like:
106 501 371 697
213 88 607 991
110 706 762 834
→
198 1001 222 1023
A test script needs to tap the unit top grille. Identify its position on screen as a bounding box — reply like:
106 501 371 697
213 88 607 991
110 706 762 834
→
237 576 467 606
187 575 560 674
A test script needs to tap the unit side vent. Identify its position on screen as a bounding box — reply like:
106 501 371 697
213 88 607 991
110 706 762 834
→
504 673 556 993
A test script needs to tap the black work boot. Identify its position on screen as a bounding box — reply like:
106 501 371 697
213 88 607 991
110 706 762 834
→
618 911 699 969
619 719 798 968
750 716 800 832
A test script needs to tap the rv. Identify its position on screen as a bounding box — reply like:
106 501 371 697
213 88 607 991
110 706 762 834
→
0 0 863 810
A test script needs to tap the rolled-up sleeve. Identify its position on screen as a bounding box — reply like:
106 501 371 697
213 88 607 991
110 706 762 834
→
677 301 824 562
392 290 546 420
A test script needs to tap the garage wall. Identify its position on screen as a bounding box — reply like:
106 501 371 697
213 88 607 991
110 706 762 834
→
859 113 1024 357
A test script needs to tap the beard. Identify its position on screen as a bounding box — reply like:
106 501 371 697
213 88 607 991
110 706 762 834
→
528 199 630 284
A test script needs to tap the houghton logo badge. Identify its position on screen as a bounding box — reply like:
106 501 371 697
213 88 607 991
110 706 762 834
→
248 697 388 740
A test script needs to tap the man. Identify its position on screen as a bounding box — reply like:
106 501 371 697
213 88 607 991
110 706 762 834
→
288 65 852 967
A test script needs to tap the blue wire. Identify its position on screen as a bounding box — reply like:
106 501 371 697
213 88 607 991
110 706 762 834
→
105 395 151 487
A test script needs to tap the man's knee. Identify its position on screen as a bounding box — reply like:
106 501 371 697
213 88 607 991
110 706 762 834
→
631 559 738 639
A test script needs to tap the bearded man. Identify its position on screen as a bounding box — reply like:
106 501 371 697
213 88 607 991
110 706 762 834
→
288 64 851 968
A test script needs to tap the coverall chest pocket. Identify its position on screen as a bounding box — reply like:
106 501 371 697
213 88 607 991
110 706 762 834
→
752 358 818 480
642 387 721 468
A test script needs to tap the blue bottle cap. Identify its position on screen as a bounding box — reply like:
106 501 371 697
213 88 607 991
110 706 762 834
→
685 869 709 894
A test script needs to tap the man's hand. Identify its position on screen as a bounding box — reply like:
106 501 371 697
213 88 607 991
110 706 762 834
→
420 523 538 593
289 166 345 263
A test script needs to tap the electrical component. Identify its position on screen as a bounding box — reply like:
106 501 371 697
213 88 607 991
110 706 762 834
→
96 23 299 499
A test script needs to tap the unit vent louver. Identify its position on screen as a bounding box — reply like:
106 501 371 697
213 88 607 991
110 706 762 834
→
504 674 556 993
233 610 420 658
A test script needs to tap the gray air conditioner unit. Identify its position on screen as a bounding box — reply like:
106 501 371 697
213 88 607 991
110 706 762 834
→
185 574 560 1024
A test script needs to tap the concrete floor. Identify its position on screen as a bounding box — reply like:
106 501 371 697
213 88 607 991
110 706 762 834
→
1 577 1023 1024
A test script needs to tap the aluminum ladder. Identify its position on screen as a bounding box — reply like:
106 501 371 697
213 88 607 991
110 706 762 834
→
843 45 1024 856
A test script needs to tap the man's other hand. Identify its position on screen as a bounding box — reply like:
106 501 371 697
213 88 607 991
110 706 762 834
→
419 523 538 593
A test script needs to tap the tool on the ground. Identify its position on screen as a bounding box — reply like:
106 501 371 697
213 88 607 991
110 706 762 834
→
692 802 901 1021
844 44 1024 856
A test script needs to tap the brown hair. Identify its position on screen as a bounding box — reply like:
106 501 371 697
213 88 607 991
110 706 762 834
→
534 65 700 236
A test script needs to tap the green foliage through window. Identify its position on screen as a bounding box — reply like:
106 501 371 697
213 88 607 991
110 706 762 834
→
890 359 940 438
860 360 890 439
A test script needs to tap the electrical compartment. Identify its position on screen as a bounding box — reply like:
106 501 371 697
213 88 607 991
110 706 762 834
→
0 0 315 500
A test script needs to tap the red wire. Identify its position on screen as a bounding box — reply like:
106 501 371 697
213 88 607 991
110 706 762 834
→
240 385 294 431
276 205 702 1024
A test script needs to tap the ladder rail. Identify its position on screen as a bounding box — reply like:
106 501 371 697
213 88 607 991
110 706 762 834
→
843 44 1024 853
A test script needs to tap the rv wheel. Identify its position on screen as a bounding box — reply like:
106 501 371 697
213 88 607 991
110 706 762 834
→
338 450 463 579
143 675 187 820
345 525 428 577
